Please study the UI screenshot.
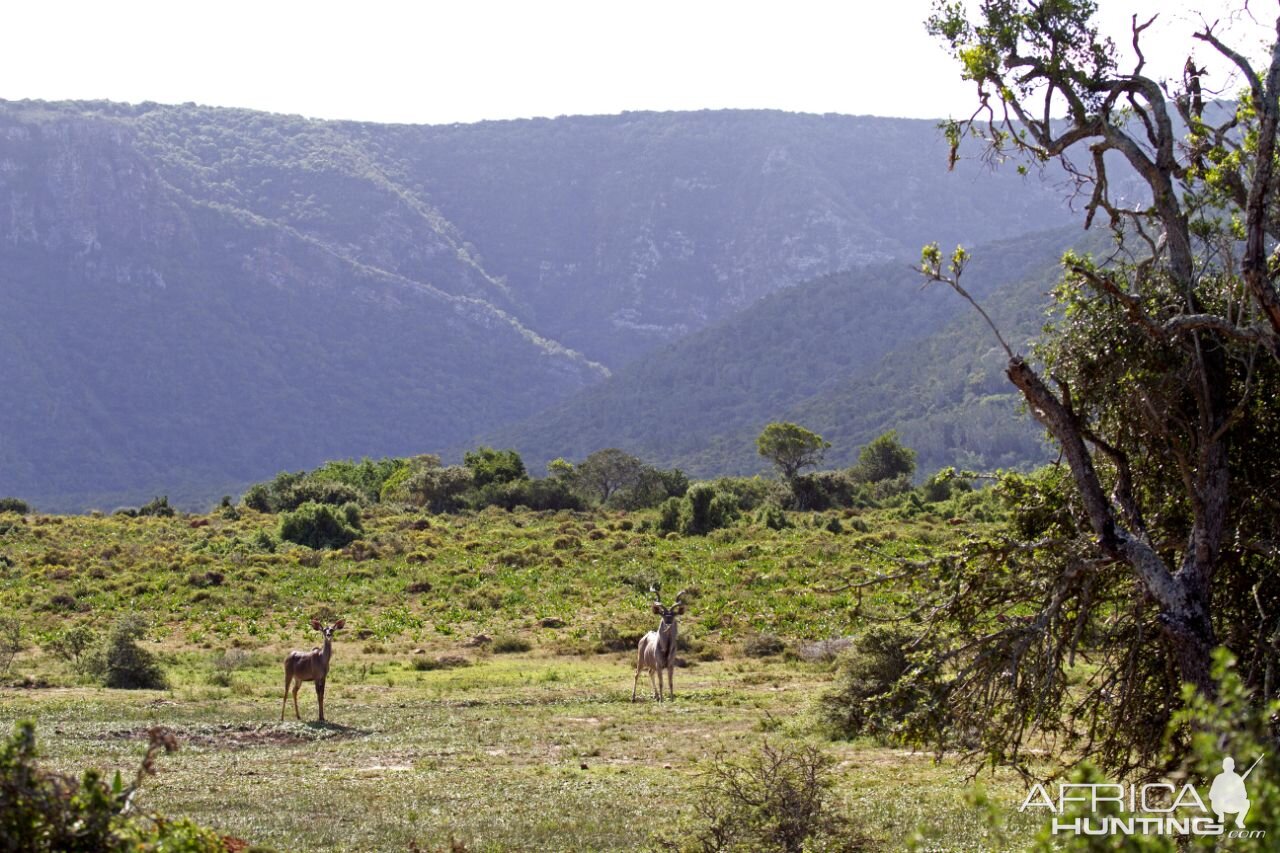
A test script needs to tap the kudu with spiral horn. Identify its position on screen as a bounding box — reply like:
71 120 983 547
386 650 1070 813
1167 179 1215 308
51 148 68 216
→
633 586 685 702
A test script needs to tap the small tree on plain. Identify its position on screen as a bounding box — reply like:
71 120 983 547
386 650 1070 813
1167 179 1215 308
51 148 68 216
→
850 430 916 484
756 422 830 483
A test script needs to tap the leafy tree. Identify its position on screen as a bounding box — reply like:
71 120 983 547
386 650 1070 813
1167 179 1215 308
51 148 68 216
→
756 422 830 482
849 430 916 484
572 448 647 505
910 0 1280 770
463 447 528 488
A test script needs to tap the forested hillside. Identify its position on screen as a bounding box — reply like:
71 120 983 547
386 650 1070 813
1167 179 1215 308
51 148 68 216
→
0 99 1077 510
492 228 1084 476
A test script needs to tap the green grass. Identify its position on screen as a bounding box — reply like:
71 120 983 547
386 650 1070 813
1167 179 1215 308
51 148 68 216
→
0 503 1045 850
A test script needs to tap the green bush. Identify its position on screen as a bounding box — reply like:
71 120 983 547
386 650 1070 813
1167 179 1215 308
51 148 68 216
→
657 497 683 533
492 634 532 654
682 484 739 535
86 616 168 690
820 626 939 742
44 624 97 671
136 496 175 517
0 720 227 851
0 497 28 515
0 618 22 677
755 504 791 530
652 741 859 853
278 501 363 549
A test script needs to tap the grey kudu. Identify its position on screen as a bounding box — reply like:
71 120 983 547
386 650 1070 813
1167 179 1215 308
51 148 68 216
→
281 619 344 722
633 587 686 701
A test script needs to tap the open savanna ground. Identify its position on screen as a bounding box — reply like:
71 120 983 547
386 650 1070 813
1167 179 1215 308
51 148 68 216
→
0 501 1044 850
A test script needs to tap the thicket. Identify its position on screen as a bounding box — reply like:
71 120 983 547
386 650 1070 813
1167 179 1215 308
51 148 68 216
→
0 497 28 514
278 501 363 550
0 720 229 851
652 742 861 853
84 616 167 690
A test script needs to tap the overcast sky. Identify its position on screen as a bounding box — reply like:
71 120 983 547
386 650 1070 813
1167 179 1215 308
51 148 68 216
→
1 1 1264 125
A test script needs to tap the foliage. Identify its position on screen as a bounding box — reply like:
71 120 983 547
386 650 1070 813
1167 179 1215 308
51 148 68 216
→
910 0 1280 774
407 466 474 514
0 720 226 852
820 626 942 746
491 635 533 654
0 497 28 514
755 422 830 483
136 496 175 518
0 617 23 677
278 501 363 550
463 447 527 488
85 616 167 690
309 457 406 503
657 484 741 537
652 742 860 853
849 431 916 484
44 625 97 671
572 448 647 505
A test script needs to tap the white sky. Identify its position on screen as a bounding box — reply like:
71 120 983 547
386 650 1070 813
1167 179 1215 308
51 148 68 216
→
0 1 1267 125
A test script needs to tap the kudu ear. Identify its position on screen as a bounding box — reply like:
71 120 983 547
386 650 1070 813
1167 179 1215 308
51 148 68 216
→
674 604 685 615
310 618 322 631
333 619 345 630
651 602 663 614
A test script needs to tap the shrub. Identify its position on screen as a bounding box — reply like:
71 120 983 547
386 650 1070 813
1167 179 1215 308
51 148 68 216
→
404 465 474 514
44 624 96 671
682 484 738 535
788 471 857 511
278 501 363 549
652 741 859 853
743 633 786 658
207 649 251 687
820 626 940 742
0 618 22 676
85 616 168 690
849 430 917 484
0 497 28 515
709 476 785 512
463 447 527 488
279 478 364 511
657 497 683 533
411 655 472 671
0 720 226 851
136 495 175 517
491 635 532 654
754 504 791 530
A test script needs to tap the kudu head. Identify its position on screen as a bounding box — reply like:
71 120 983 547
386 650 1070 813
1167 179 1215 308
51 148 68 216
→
649 586 686 626
310 618 345 642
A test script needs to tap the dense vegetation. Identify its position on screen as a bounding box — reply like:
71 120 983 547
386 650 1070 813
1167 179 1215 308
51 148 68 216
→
0 100 1076 512
490 227 1087 477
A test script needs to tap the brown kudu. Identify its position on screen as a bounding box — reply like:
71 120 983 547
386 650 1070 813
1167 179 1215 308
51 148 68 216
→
281 619 344 722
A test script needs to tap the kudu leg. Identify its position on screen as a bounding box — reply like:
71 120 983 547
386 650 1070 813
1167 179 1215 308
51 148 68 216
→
632 667 642 702
650 668 660 701
316 679 326 722
292 682 302 720
281 675 292 721
667 666 675 699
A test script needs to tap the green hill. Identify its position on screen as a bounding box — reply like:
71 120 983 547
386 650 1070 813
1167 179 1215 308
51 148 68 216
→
0 100 1077 510
490 227 1089 476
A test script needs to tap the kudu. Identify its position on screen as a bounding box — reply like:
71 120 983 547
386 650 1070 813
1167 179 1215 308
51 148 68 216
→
633 587 685 702
281 618 344 722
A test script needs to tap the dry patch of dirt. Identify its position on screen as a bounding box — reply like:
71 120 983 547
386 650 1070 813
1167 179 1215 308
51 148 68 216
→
102 722 368 749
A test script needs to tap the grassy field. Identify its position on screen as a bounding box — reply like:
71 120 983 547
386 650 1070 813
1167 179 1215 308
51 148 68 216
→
0 502 1046 850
